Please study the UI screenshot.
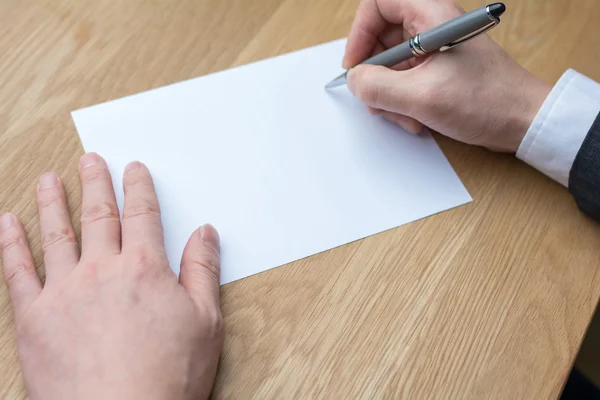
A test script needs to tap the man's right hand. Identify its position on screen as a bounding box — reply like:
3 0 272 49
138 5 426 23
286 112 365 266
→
343 0 552 153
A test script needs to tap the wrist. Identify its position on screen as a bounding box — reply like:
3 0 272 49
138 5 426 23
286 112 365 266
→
505 74 552 153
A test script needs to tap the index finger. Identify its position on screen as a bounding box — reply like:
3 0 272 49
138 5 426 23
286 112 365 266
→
343 0 406 69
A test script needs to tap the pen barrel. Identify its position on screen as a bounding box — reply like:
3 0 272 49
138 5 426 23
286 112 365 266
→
419 6 494 52
360 41 414 68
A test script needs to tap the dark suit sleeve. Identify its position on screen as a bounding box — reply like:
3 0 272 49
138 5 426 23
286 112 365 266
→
568 112 600 220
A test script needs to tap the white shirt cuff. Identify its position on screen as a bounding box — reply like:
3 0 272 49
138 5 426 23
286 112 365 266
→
517 69 600 187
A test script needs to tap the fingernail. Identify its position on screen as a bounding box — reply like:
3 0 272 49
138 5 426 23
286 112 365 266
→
80 153 99 169
0 213 14 231
200 224 220 251
38 172 58 189
125 161 143 174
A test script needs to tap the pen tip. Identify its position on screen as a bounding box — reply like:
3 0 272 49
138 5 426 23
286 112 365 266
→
324 75 347 90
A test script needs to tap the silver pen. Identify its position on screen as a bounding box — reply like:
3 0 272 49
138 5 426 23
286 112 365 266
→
325 3 506 89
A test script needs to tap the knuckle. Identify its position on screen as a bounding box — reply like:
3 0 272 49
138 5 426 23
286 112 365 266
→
16 313 39 339
81 166 109 184
37 192 62 210
201 306 224 340
80 260 101 283
124 170 151 190
128 247 164 280
181 250 221 289
132 247 155 267
4 260 36 288
123 199 160 221
192 249 220 279
81 201 120 225
210 310 224 339
16 318 32 338
0 233 26 252
41 227 77 251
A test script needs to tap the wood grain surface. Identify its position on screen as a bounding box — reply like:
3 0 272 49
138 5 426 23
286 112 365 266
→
2 0 600 398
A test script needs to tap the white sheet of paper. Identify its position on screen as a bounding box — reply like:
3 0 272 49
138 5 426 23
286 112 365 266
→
72 38 471 285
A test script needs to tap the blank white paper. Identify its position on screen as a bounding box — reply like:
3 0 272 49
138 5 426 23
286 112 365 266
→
72 39 471 285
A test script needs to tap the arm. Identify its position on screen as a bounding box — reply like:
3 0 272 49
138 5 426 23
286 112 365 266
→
516 70 600 218
570 114 600 219
344 0 600 220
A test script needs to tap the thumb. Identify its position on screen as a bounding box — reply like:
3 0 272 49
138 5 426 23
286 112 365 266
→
347 65 418 115
179 224 221 309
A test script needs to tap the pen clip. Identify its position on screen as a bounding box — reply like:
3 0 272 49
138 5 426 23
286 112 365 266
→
440 19 499 52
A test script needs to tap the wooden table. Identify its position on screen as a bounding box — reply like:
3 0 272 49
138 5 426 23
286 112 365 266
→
2 0 600 398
